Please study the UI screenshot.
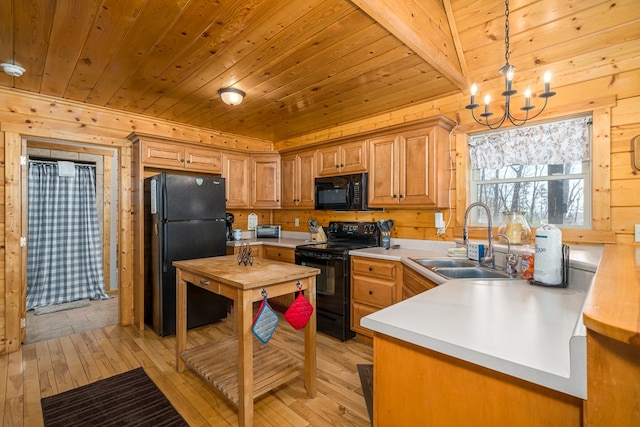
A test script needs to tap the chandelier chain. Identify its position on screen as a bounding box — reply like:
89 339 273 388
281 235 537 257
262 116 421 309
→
504 0 510 64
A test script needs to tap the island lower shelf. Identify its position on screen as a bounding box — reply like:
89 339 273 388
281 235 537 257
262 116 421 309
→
181 336 302 408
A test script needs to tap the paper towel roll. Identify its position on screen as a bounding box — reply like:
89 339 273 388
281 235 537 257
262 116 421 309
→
534 224 563 285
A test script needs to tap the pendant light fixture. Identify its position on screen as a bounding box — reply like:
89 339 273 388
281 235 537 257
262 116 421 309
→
465 0 555 129
218 88 245 106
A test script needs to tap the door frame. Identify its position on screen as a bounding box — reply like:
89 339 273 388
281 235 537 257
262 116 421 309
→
4 132 134 353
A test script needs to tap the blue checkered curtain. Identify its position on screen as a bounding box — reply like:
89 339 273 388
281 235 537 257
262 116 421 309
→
26 161 108 310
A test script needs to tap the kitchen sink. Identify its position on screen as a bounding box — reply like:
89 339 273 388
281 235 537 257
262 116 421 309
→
411 258 477 268
432 267 512 279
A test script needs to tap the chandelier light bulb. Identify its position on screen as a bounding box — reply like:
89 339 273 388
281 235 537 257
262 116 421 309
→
484 94 491 105
544 71 552 83
506 68 515 81
470 84 478 96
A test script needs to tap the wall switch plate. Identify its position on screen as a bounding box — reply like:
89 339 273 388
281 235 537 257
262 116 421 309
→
295 217 300 227
635 224 640 242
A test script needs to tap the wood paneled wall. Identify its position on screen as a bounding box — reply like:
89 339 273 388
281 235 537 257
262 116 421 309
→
0 60 639 353
276 70 640 245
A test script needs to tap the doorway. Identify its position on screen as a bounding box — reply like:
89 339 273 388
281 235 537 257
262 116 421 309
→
23 140 120 343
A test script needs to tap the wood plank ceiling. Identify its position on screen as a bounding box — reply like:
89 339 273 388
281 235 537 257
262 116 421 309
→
0 0 638 142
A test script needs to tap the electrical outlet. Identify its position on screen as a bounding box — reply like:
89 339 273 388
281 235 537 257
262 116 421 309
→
295 217 300 227
635 224 640 242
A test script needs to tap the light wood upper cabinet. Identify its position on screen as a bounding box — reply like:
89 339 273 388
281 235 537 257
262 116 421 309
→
316 140 367 176
141 139 222 173
223 153 250 209
251 154 281 208
368 122 453 208
281 150 315 208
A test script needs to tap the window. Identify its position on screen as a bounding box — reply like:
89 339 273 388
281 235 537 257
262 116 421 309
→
468 116 592 229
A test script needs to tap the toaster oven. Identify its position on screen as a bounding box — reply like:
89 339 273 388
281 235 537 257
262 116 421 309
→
256 225 281 239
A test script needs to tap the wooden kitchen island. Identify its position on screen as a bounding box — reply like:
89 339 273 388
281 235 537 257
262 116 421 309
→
173 255 319 427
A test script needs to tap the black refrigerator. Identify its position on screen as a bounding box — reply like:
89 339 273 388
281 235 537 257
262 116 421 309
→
144 172 229 336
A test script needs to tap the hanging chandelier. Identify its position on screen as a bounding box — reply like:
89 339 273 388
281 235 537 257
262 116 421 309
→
465 0 555 129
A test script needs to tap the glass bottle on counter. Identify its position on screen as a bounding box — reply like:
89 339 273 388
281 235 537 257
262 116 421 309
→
521 245 535 280
497 211 532 245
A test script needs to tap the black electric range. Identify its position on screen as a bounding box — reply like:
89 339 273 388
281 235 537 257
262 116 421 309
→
295 221 380 340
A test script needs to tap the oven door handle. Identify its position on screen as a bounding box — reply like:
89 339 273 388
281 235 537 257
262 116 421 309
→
345 179 353 208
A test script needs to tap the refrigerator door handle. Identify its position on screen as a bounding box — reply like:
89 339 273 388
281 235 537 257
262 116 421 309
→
162 222 168 273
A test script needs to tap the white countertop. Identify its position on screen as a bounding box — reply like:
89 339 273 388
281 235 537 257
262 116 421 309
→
356 241 603 399
225 231 310 249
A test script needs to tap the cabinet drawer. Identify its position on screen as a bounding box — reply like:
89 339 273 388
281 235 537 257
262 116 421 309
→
262 246 295 263
352 276 395 307
352 257 397 278
351 302 378 336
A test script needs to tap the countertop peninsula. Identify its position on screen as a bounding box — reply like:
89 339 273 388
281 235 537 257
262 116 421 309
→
355 243 603 399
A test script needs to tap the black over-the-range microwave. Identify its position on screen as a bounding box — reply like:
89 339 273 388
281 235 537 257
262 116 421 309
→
314 173 380 211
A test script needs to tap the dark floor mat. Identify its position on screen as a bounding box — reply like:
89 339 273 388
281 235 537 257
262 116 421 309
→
357 363 373 424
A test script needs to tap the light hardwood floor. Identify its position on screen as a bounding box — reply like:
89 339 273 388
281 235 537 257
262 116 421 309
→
1 312 373 426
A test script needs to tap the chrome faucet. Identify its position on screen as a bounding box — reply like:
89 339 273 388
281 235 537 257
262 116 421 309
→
463 202 494 267
491 233 519 277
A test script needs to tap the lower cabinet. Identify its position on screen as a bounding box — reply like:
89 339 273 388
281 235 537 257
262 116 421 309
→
374 333 583 426
402 266 438 299
351 257 401 338
351 258 441 338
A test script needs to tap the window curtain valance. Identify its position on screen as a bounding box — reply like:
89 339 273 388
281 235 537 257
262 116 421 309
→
468 116 591 169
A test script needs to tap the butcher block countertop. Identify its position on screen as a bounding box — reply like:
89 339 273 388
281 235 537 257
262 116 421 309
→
583 244 640 345
173 255 319 290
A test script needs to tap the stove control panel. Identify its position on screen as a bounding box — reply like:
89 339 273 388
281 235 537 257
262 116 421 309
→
326 221 379 240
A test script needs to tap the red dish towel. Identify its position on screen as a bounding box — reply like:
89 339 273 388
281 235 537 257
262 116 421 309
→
285 292 313 330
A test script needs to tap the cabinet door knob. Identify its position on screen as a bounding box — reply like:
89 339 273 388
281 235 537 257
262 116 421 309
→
368 266 373 271
399 194 404 198
392 194 397 198
186 159 192 164
368 290 373 295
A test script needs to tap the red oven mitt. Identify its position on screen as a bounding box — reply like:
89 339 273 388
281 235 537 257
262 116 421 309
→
284 292 313 330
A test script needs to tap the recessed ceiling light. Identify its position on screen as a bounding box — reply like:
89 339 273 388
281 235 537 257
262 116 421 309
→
1 63 26 77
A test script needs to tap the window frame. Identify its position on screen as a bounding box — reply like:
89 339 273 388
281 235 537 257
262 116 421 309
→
468 115 593 229
456 106 614 244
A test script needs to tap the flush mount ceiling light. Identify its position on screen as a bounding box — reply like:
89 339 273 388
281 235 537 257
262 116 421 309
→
465 0 555 129
1 63 26 77
218 87 245 106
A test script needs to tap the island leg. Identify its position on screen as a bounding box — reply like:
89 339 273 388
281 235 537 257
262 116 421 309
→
304 276 317 397
237 290 254 426
176 269 186 372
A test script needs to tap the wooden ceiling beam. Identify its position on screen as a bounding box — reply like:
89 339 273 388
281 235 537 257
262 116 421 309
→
351 0 468 91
